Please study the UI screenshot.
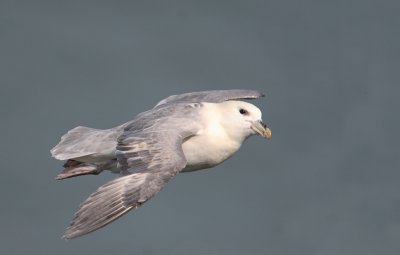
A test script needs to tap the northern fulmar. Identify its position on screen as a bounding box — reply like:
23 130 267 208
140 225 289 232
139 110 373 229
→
51 89 272 239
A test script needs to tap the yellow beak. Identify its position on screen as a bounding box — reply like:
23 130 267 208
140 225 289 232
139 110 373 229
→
252 120 272 140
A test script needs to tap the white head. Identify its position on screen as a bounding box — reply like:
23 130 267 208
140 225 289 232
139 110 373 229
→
217 100 271 143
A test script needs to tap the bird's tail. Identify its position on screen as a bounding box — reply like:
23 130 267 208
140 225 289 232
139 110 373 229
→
51 126 108 160
51 126 121 179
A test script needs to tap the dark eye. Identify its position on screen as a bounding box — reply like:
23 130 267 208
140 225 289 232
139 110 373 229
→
239 108 249 115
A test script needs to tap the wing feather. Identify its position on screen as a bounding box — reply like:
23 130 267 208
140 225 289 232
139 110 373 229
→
154 89 264 108
63 106 201 239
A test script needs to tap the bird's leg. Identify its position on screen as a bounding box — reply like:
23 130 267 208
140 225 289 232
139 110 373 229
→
56 160 102 180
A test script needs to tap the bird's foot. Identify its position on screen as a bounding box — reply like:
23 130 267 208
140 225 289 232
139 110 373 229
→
55 164 101 180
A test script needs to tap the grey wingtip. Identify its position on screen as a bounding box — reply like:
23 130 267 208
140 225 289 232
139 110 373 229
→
62 234 73 240
62 220 96 240
50 147 58 158
61 233 71 240
62 227 82 240
62 231 72 240
238 89 264 99
62 228 74 240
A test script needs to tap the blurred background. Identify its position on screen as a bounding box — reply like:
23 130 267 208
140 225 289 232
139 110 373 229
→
1 0 399 254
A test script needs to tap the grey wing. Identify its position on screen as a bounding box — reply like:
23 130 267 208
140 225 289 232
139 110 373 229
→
154 89 264 108
63 125 198 239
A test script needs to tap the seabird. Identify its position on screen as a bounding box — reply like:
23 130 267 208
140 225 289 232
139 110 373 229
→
51 89 271 239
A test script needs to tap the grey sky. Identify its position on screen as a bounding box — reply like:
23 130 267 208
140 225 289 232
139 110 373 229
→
1 0 399 254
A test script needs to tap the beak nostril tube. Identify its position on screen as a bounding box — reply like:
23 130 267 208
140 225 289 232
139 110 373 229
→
252 120 271 140
260 121 267 129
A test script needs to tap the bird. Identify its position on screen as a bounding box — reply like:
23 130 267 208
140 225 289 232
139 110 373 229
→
51 89 272 239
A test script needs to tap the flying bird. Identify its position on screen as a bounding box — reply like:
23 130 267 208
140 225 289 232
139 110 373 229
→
51 89 272 239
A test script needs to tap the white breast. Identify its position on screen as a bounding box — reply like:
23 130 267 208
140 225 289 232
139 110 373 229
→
181 103 242 172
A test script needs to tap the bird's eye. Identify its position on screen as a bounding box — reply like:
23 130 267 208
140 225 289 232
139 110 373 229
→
239 108 249 115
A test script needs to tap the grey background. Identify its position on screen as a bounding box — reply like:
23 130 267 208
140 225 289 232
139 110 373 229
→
1 0 399 254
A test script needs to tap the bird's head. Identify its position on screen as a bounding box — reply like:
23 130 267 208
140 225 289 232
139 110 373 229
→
218 100 271 142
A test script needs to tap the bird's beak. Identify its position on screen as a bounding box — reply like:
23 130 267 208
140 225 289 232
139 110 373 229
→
252 120 272 140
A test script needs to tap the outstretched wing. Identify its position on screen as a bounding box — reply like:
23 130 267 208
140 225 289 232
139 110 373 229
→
63 105 201 239
154 89 264 108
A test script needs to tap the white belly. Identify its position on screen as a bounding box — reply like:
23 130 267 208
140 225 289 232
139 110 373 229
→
181 129 242 172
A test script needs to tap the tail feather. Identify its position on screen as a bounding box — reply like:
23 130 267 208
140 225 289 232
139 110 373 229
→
51 125 123 180
51 126 118 161
51 126 99 160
